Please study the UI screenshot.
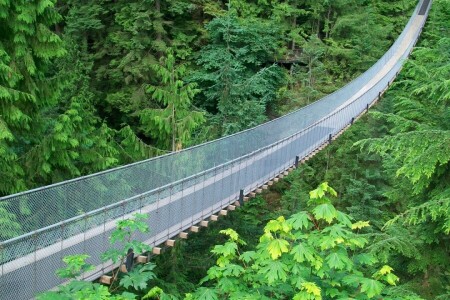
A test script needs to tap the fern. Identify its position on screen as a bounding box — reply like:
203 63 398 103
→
358 130 450 194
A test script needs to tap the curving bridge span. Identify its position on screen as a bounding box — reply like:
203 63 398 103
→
0 0 432 299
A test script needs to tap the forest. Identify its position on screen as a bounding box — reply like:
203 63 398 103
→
0 0 449 299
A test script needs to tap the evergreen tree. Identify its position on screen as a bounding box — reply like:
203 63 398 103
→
141 51 205 151
191 12 285 135
0 0 65 195
294 34 328 104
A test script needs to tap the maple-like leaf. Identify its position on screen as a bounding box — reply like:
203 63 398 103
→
360 278 384 298
267 238 290 260
312 203 337 224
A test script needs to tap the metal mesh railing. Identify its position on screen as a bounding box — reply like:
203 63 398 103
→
0 1 431 299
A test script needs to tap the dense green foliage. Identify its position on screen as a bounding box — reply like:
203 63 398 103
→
38 214 157 300
0 0 65 194
148 2 448 298
271 2 450 297
0 0 414 197
37 184 410 300
193 183 401 299
2 0 448 299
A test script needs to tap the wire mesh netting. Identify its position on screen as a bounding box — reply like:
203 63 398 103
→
0 1 431 299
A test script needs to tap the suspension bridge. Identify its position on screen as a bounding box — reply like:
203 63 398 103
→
0 0 432 298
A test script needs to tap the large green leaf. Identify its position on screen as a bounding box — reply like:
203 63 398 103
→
360 278 384 298
354 253 378 266
259 261 288 284
267 238 290 259
312 203 338 224
120 264 156 291
291 243 315 263
287 211 312 230
193 288 218 300
325 251 346 270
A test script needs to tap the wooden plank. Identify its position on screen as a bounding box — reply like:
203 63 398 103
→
219 210 228 216
166 239 176 247
179 232 188 239
136 255 148 264
120 264 128 273
256 188 262 194
200 220 209 227
210 215 219 221
100 275 112 285
262 185 268 190
190 226 199 233
274 178 279 182
152 247 162 255
268 181 273 186
228 205 236 211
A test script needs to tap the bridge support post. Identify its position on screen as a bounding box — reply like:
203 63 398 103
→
351 117 355 125
328 134 332 144
125 248 134 272
238 189 244 206
366 104 369 113
295 156 299 168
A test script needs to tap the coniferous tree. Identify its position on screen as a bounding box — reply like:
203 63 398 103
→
0 0 65 195
354 2 450 295
191 12 285 135
141 51 205 151
295 35 328 104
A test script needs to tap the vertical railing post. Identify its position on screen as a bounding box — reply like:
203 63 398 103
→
0 242 4 283
328 134 332 144
33 231 38 296
125 248 134 272
139 194 143 214
60 222 65 277
102 207 108 274
295 156 299 168
180 180 184 231
167 186 173 239
82 213 88 271
191 178 197 225
201 173 206 220
220 164 225 209
238 189 244 206
251 154 257 190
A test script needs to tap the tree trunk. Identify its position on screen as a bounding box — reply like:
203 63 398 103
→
155 0 163 58
325 6 332 39
308 57 313 103
171 70 176 152
291 16 297 51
